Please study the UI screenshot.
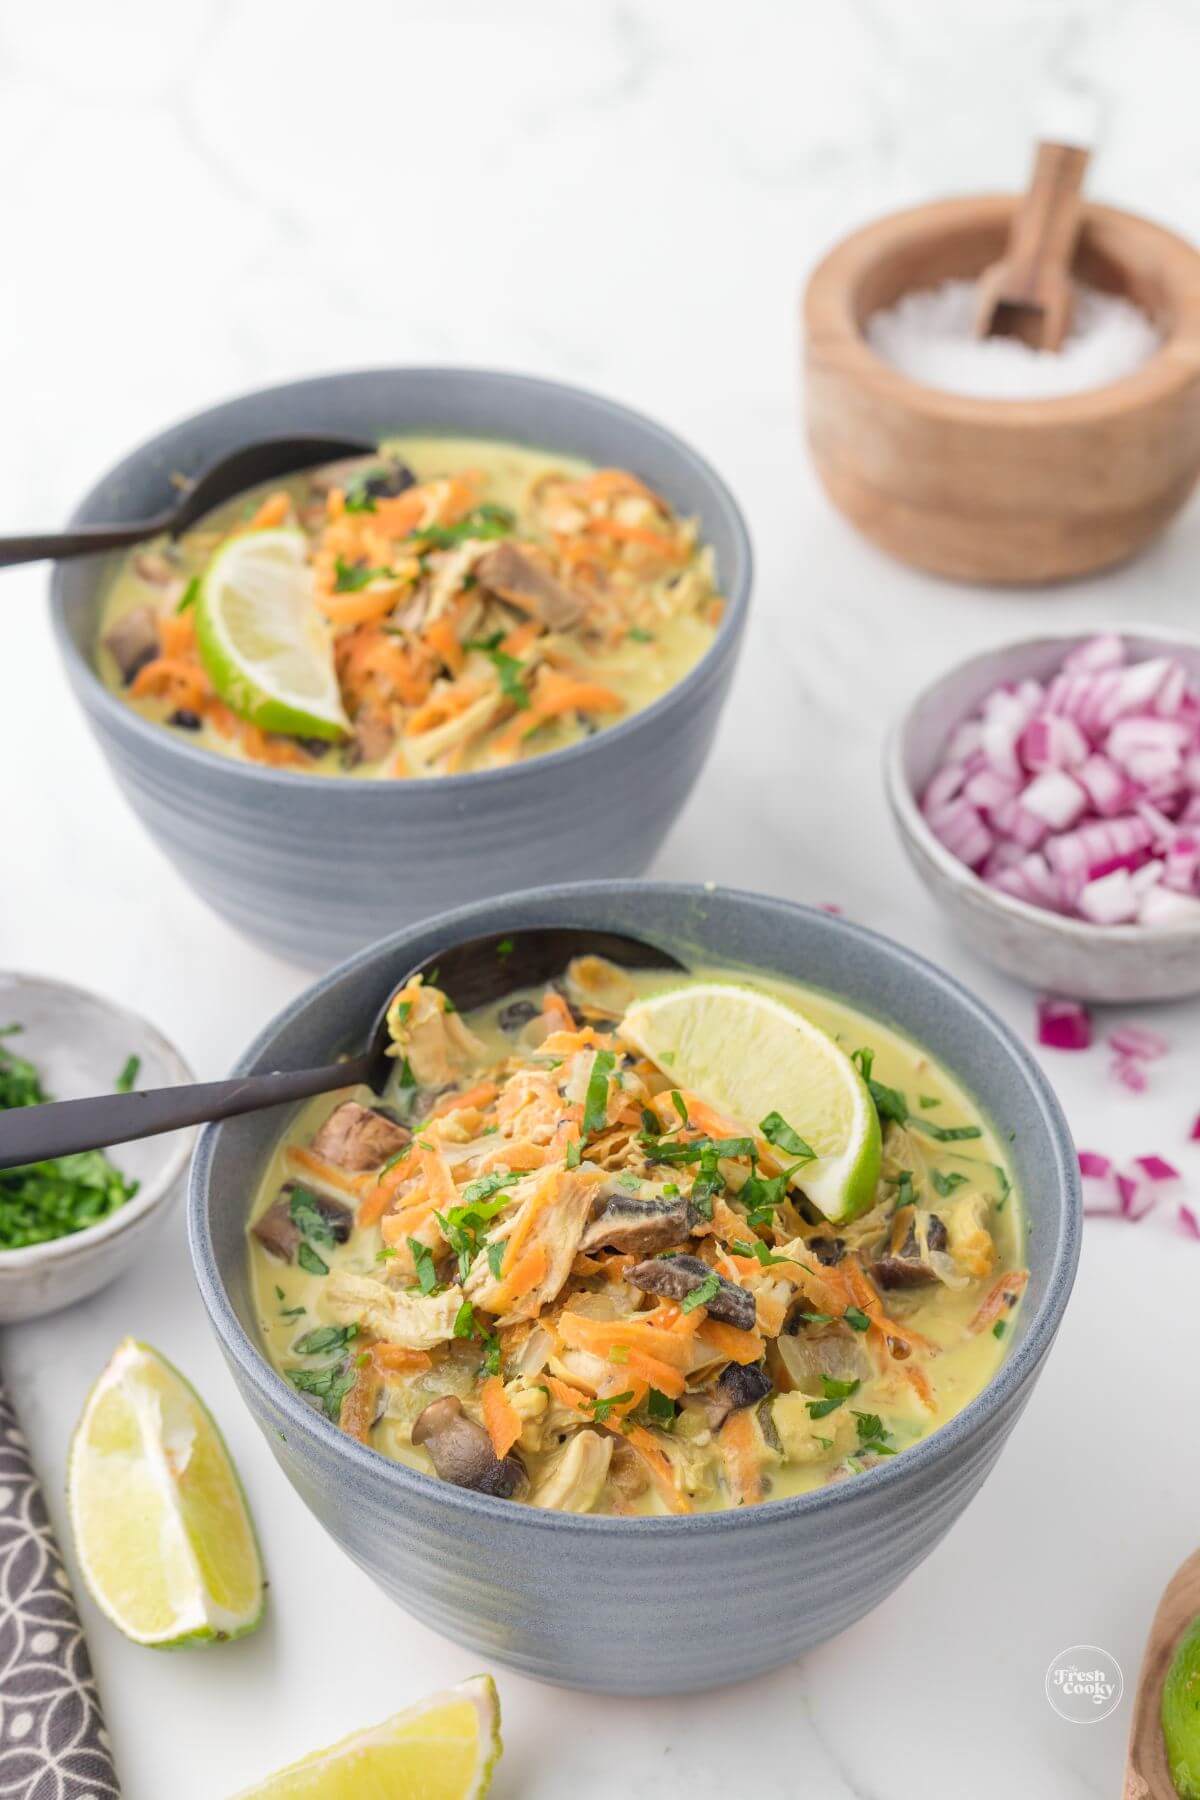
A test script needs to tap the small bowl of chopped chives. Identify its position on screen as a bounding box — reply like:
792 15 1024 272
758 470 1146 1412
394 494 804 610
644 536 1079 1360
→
0 973 194 1322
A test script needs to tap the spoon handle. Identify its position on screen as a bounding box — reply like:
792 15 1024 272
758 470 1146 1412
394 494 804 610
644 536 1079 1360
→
0 522 167 568
0 1059 371 1169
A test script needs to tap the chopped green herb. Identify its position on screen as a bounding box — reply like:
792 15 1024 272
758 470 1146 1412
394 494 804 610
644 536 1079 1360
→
453 1301 476 1339
480 1331 502 1375
588 1390 634 1424
852 1410 896 1455
759 1111 816 1160
646 1387 676 1425
408 1237 438 1295
0 1030 140 1249
293 1324 357 1357
670 1090 689 1125
850 1046 874 1082
289 1186 338 1246
918 1095 942 1110
681 1272 721 1314
333 555 394 593
565 1139 582 1170
486 1240 507 1279
395 1056 417 1090
176 575 200 613
289 1361 356 1423
496 937 515 957
793 1310 834 1327
627 627 655 643
114 1054 141 1093
662 1182 679 1196
867 1078 909 1127
732 1237 793 1268
895 1170 915 1208
474 644 530 709
417 503 515 549
582 1049 616 1137
993 1319 1007 1340
910 1117 982 1144
806 1374 861 1420
375 1246 397 1262
844 1306 871 1332
460 1171 515 1207
297 1241 329 1277
931 1169 968 1198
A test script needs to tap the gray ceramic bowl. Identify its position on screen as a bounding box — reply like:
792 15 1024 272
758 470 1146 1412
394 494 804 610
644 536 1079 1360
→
51 369 751 969
188 881 1080 1694
0 972 194 1322
886 627 1200 1003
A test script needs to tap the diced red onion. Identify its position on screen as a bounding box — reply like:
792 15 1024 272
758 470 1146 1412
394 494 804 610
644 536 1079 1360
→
1178 1204 1200 1241
1191 1113 1200 1142
1111 1056 1149 1093
1133 1154 1180 1183
1078 1150 1111 1179
923 636 1200 928
1036 996 1092 1050
1107 1024 1169 1061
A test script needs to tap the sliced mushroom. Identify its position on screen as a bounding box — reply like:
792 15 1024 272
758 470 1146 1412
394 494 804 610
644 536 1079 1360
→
869 1206 948 1290
712 1361 773 1423
103 606 160 685
626 1254 756 1330
497 998 540 1035
474 542 588 632
530 1429 612 1513
580 1192 691 1256
168 708 203 731
411 1395 525 1497
251 1183 353 1262
311 1100 411 1172
807 1234 846 1267
345 710 395 769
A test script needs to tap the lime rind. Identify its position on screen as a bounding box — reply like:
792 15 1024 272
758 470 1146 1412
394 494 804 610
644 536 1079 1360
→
67 1337 264 1649
1163 1616 1200 1800
195 528 348 742
620 980 882 1225
229 1674 502 1800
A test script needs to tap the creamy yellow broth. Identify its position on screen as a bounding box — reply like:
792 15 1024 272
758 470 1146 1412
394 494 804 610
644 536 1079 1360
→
248 966 1024 1515
98 437 720 778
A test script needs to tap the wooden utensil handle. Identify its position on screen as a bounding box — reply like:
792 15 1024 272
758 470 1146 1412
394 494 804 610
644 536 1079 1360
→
1001 140 1090 303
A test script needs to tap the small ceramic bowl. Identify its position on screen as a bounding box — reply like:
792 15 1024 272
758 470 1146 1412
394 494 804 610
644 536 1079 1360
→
188 880 1080 1695
0 973 194 1322
51 368 752 969
885 627 1200 1003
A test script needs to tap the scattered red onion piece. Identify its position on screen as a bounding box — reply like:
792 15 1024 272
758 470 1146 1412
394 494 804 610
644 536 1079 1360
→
1077 1150 1111 1179
1179 1204 1200 1241
922 634 1200 925
1107 1024 1169 1061
1191 1114 1200 1142
1133 1154 1181 1183
1111 1056 1149 1094
1036 997 1092 1051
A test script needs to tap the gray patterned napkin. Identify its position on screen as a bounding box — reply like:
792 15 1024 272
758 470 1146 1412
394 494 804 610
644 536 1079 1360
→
0 1377 119 1799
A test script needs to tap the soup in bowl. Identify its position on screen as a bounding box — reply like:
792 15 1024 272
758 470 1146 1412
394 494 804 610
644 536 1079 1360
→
189 883 1079 1692
53 371 750 966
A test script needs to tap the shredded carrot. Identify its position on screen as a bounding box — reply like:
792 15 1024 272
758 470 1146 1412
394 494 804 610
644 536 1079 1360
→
843 1256 936 1359
696 1318 765 1365
369 1345 431 1375
719 1408 763 1504
247 490 291 531
584 516 688 561
423 616 465 676
622 1424 690 1514
130 657 210 711
481 1377 522 1459
285 1147 367 1198
541 990 576 1033
498 1242 549 1302
427 1081 498 1121
969 1268 1029 1334
338 1360 381 1443
158 612 196 658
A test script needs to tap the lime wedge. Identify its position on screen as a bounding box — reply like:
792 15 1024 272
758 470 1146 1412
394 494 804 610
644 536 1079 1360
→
231 1675 502 1800
195 528 348 740
67 1338 264 1648
1163 1615 1200 1799
620 982 882 1223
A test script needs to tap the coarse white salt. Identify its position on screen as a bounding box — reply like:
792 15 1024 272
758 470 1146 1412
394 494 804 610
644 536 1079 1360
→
866 278 1160 399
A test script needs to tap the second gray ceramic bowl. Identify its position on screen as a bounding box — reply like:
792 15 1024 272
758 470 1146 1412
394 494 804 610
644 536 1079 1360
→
886 627 1200 1003
51 369 751 968
188 881 1080 1694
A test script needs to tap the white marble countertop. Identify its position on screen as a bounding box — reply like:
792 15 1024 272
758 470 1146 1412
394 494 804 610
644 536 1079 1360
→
4 2 1200 1794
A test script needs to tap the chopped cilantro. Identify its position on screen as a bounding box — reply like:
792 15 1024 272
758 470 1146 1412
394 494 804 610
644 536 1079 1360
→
759 1111 816 1161
481 1331 502 1375
911 1117 982 1144
293 1324 357 1357
176 575 200 613
627 626 655 642
114 1054 141 1093
453 1300 476 1338
844 1306 871 1332
289 1361 356 1423
416 503 515 549
732 1237 793 1268
681 1272 721 1314
486 1240 507 1279
588 1390 634 1424
850 1046 874 1082
806 1374 860 1420
333 555 394 593
993 1319 1007 1340
565 1138 582 1170
582 1049 616 1136
496 937 515 957
918 1095 942 1110
852 1410 896 1456
289 1186 338 1246
931 1169 968 1198
296 1242 328 1277
646 1387 676 1425
408 1237 438 1295
670 1090 689 1125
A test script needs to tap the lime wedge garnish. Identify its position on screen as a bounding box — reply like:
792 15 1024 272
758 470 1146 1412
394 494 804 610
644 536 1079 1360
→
620 982 882 1223
230 1675 502 1799
67 1338 264 1648
195 528 348 740
1164 1615 1200 1799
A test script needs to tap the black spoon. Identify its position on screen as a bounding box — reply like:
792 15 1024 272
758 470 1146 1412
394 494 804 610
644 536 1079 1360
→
0 929 684 1170
0 434 379 568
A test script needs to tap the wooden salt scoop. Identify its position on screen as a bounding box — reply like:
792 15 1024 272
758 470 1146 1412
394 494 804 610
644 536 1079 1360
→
974 139 1091 349
1124 1547 1200 1798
